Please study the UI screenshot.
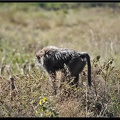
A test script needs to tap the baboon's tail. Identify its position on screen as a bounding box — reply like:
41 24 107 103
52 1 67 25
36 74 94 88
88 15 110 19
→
80 53 91 86
85 53 91 86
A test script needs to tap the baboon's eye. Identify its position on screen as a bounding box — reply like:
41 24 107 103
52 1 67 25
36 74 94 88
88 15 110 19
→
36 55 40 59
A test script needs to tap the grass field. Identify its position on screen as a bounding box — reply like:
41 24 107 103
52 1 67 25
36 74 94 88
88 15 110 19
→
0 3 120 117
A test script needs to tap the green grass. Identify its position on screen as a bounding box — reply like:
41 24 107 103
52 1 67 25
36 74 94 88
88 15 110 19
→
0 4 120 117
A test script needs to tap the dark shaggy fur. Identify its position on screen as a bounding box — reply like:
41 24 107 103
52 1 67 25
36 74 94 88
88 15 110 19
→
36 46 91 94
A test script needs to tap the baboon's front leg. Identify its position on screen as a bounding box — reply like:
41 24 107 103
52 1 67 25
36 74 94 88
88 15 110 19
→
58 69 66 88
48 72 57 95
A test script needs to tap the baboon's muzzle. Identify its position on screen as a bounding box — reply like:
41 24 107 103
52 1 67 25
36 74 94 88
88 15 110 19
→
36 54 40 60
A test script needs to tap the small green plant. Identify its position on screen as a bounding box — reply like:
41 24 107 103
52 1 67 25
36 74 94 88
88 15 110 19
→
35 97 58 117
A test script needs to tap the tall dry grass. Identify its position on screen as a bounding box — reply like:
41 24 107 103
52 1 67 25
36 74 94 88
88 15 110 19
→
0 4 120 117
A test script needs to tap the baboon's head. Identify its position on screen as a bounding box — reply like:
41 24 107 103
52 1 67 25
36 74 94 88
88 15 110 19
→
36 46 59 65
36 49 45 65
36 50 44 59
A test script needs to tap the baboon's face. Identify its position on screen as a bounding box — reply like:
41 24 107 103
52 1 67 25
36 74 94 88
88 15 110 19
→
36 50 45 65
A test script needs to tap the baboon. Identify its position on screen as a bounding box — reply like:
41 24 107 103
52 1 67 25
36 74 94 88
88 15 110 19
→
36 46 91 94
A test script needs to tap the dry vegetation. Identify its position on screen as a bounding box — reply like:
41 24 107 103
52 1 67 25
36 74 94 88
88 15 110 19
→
0 3 120 117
